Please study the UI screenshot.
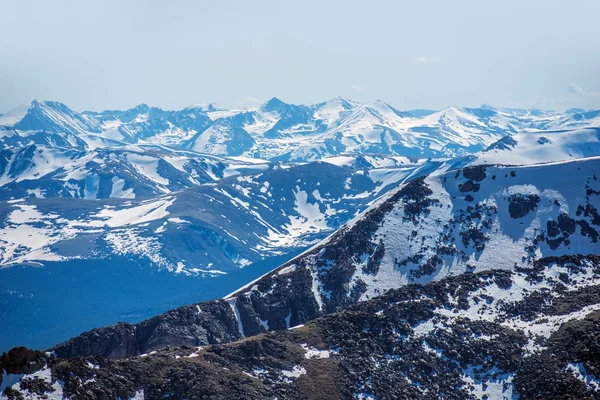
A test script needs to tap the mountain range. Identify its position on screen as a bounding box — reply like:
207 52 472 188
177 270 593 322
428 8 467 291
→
1 127 599 399
1 98 600 399
2 98 599 164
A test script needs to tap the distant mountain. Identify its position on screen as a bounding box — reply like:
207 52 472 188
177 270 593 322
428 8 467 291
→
2 96 600 392
0 144 266 200
2 125 600 399
478 127 600 165
1 98 594 162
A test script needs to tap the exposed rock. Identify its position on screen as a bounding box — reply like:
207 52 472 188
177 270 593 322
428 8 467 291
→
508 193 540 218
5 255 600 399
462 165 487 182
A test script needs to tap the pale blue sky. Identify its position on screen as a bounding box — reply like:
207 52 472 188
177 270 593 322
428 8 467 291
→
1 0 599 112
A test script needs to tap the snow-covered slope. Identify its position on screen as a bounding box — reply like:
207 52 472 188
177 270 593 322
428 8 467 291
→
547 109 600 130
0 157 431 351
477 127 600 165
214 156 600 337
0 159 428 271
1 128 599 353
0 144 267 200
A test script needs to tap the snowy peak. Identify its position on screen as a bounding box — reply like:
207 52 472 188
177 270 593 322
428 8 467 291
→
362 99 412 120
0 100 91 134
1 98 600 162
479 127 600 165
554 109 600 129
0 102 32 126
257 97 289 113
184 103 225 112
421 106 487 131
218 155 600 333
36 156 600 369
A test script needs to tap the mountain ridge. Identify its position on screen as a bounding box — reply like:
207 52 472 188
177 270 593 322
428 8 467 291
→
2 98 598 162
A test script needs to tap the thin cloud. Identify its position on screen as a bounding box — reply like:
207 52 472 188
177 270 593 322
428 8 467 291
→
568 83 585 94
568 83 599 97
236 97 262 107
413 56 429 63
351 84 364 91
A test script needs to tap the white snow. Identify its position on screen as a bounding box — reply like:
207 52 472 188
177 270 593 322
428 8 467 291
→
126 153 169 187
129 390 145 400
301 343 332 359
281 365 307 379
227 298 246 338
1 365 64 400
0 103 31 125
476 128 600 166
87 197 174 228
110 176 135 198
566 363 600 392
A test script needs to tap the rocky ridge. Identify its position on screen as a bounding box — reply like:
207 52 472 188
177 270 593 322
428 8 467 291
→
2 255 600 399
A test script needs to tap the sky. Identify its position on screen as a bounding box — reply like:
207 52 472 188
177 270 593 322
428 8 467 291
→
1 0 599 113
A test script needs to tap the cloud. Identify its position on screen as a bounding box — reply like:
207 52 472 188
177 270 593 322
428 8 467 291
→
351 84 364 91
567 83 599 97
568 83 585 95
413 56 429 63
236 96 262 107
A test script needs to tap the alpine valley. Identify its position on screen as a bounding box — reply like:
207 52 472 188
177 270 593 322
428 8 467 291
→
1 98 600 400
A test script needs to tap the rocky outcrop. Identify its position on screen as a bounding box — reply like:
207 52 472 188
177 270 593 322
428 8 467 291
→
5 255 600 399
508 193 540 218
53 300 241 359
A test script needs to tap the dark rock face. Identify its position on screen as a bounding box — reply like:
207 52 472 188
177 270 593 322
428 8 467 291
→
508 193 540 218
0 347 45 376
459 180 480 192
242 266 322 332
5 255 600 399
458 165 487 193
52 300 242 359
486 135 517 151
462 165 487 182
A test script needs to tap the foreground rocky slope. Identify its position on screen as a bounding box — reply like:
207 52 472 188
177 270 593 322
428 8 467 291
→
47 155 600 359
2 255 600 399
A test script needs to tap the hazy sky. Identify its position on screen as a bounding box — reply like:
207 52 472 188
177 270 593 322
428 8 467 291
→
1 0 599 113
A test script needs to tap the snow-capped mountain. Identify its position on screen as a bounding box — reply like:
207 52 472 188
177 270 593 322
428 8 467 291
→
1 128 599 353
0 144 268 200
476 127 600 165
0 156 432 351
30 130 600 362
0 158 430 270
1 98 593 163
4 132 599 398
2 96 600 398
